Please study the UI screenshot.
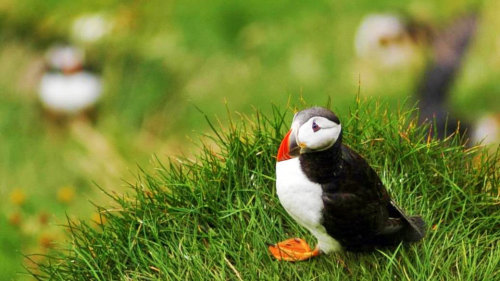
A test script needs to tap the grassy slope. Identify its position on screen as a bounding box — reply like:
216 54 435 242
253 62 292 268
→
32 101 499 280
1 0 497 279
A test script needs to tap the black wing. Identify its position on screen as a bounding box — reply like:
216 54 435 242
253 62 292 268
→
320 145 391 250
321 145 425 250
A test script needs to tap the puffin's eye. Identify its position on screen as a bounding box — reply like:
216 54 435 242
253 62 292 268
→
312 121 320 132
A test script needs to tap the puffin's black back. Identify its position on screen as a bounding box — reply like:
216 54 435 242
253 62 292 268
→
300 143 426 251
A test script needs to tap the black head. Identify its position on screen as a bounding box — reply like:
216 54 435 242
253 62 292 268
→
293 107 340 126
277 107 342 162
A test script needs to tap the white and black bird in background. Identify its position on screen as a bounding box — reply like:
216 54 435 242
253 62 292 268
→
39 45 102 122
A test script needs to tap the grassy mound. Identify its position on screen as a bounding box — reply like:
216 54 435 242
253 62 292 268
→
31 101 499 280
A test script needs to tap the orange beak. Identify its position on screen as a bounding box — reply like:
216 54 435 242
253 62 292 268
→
277 129 299 162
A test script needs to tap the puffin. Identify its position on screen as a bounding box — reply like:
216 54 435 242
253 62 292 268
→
39 45 102 121
268 107 426 261
354 13 419 68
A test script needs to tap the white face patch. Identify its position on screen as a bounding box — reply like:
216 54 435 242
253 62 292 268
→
296 117 341 151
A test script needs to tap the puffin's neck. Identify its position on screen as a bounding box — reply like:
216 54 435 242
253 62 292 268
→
299 140 342 184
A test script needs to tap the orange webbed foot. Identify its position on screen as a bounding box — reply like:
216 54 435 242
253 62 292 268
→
268 238 320 261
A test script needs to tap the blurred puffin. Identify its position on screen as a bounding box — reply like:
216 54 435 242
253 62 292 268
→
355 13 485 143
269 107 425 261
354 13 423 68
39 45 102 122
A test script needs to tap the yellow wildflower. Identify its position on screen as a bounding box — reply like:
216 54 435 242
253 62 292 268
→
9 188 26 206
57 186 75 203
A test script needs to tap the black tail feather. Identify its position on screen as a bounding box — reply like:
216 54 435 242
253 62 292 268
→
403 215 426 242
387 200 426 242
343 202 426 251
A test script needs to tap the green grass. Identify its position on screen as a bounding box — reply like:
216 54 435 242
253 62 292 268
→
30 100 499 280
1 0 499 279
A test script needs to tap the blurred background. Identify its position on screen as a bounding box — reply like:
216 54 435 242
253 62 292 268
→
0 0 498 279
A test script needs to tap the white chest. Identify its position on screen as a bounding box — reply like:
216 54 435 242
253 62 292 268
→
276 158 324 230
275 158 342 253
39 72 102 113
